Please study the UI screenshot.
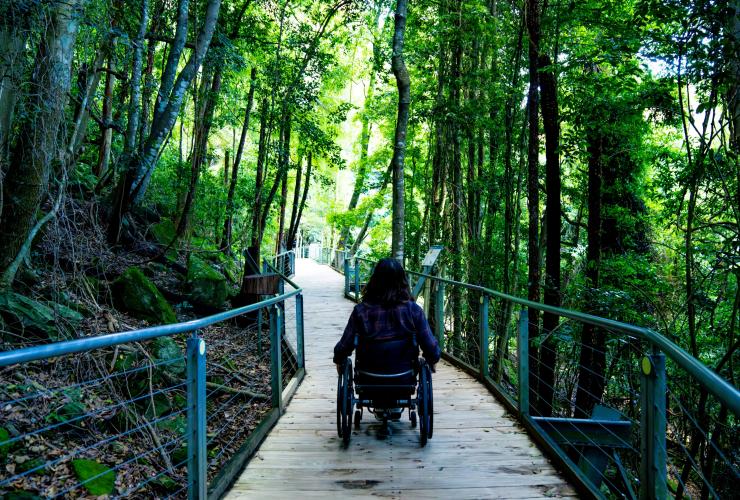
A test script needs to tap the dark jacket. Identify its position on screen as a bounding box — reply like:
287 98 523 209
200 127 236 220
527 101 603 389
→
333 300 441 371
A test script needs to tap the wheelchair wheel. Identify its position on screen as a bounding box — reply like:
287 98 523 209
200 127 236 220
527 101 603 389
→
354 409 362 429
336 363 345 437
418 360 434 446
338 359 354 446
426 363 434 439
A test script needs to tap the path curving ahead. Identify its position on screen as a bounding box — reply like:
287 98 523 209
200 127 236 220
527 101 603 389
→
226 258 576 499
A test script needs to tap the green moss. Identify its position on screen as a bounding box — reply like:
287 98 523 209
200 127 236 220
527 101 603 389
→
186 255 229 310
112 268 176 324
71 459 116 496
148 219 177 246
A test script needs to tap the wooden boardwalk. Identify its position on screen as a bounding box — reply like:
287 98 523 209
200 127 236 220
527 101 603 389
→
226 259 577 499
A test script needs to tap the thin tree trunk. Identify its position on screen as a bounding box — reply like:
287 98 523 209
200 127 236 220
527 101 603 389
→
0 0 84 278
95 45 117 177
286 155 303 250
289 152 312 251
152 0 190 125
539 53 560 418
525 0 542 415
275 114 291 253
175 65 222 240
221 68 257 253
125 0 149 154
350 163 393 255
574 130 603 419
494 15 524 382
68 39 108 161
338 67 376 249
0 7 29 215
390 0 410 262
108 0 222 243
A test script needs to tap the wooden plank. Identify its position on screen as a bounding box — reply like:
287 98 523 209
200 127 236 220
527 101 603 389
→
224 258 575 499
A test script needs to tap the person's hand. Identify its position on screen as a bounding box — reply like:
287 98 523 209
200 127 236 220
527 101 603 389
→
430 363 437 373
335 363 342 375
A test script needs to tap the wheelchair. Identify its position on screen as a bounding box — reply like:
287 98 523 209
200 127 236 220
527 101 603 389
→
336 354 433 447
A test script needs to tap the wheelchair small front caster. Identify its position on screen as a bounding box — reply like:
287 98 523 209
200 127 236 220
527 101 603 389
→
354 409 361 429
410 410 417 428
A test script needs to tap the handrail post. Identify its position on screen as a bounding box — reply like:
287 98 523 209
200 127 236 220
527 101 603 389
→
344 258 350 296
270 305 284 413
186 333 207 500
354 257 360 302
296 294 305 369
435 281 445 350
640 352 667 499
479 294 489 378
518 309 529 416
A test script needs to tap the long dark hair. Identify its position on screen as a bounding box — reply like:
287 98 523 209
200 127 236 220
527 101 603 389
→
362 257 412 306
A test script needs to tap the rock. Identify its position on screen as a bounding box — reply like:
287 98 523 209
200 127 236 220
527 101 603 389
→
186 255 229 311
148 219 176 246
111 268 176 324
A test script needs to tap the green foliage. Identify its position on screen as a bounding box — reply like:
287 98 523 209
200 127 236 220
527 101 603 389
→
151 337 186 378
71 459 116 496
0 292 81 340
0 427 10 461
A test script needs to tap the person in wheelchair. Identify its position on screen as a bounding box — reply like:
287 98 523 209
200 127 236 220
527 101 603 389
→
333 258 440 440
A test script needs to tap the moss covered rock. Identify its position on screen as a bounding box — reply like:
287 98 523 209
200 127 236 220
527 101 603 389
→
112 268 176 324
0 292 82 340
186 255 229 310
148 219 177 246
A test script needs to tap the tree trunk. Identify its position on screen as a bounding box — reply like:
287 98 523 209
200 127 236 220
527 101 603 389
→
108 0 222 243
450 0 464 358
275 114 291 253
286 155 303 250
95 45 117 177
728 0 740 152
525 0 542 415
0 0 84 280
574 130 603 419
390 0 410 262
221 67 257 253
244 98 269 280
124 0 149 155
0 6 29 215
338 66 376 249
173 63 222 244
152 0 190 126
494 15 524 382
539 53 560 418
289 152 312 251
350 163 393 255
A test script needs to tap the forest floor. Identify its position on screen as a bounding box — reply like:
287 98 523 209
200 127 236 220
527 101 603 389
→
0 200 277 498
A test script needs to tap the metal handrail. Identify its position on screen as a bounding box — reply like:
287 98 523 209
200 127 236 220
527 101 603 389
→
405 269 740 415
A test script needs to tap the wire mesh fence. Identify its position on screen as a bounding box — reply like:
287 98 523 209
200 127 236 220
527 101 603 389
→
0 278 305 499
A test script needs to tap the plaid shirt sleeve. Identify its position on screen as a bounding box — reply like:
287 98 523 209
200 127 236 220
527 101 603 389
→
333 305 360 364
411 303 441 364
